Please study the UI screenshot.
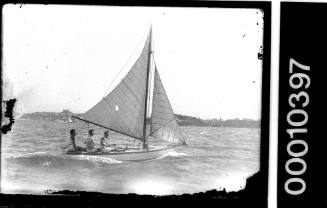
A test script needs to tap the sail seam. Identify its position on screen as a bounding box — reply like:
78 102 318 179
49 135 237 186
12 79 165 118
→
114 85 144 125
100 97 125 131
81 29 152 141
101 96 134 135
151 116 175 122
108 91 136 127
130 61 146 82
72 116 144 140
121 79 143 108
84 98 128 134
150 118 175 135
167 121 172 142
151 110 175 116
91 85 137 135
105 92 144 135
116 84 142 117
124 73 145 102
172 121 177 143
155 71 175 113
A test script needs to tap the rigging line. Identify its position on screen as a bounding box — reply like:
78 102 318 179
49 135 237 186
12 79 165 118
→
72 116 144 141
103 31 148 98
98 54 149 131
79 120 89 133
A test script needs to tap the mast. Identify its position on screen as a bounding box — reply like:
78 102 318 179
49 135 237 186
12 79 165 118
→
220 116 223 127
143 25 153 149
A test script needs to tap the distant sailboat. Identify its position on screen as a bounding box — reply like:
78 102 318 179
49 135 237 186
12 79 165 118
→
68 26 187 161
220 116 223 128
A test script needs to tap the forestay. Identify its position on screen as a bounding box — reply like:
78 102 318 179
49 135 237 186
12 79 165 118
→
150 67 186 144
82 32 151 140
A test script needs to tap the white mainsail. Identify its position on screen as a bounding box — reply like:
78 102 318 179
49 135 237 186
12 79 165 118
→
76 27 186 145
81 31 151 140
150 67 186 144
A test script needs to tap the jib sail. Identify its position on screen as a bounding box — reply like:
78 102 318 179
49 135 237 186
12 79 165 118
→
150 67 186 144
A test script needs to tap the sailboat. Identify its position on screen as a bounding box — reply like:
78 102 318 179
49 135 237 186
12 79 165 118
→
67 26 187 161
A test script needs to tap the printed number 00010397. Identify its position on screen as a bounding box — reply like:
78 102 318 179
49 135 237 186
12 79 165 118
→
284 58 310 195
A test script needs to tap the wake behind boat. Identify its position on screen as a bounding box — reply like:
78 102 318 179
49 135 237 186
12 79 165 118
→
64 26 187 161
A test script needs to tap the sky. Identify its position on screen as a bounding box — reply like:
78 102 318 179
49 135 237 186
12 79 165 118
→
3 4 264 120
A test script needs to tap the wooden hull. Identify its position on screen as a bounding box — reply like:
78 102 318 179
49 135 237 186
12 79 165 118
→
65 145 176 161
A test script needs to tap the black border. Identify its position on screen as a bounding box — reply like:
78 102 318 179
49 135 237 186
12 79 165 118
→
278 2 327 208
0 1 271 208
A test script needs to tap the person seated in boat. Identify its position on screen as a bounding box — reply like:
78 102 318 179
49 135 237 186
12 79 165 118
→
100 131 113 147
179 139 187 145
99 131 117 152
85 130 97 152
142 142 148 150
66 129 84 152
99 131 110 151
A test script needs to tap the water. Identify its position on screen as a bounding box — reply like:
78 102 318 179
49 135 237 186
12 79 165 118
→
1 119 260 195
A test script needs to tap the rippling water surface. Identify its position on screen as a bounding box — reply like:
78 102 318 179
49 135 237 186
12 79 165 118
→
1 119 260 195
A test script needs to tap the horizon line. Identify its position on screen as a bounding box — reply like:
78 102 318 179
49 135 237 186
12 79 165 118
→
21 110 261 121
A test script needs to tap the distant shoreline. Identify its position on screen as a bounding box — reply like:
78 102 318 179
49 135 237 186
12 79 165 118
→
20 111 260 129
